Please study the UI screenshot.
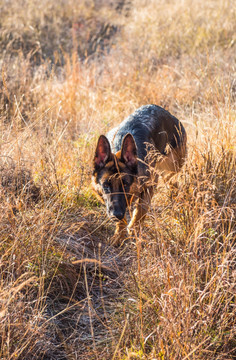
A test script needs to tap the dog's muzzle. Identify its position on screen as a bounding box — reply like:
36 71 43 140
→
112 210 125 221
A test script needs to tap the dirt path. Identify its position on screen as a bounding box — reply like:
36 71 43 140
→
48 225 131 359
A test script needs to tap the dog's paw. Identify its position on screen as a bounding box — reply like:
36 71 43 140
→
110 228 128 247
127 225 134 237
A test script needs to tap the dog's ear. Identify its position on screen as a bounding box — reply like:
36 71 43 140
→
94 135 111 169
121 133 137 169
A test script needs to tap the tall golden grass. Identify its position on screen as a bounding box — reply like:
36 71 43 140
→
0 0 235 358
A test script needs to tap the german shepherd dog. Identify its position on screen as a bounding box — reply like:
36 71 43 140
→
92 105 187 244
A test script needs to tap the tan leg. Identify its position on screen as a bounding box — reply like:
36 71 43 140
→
156 150 180 175
127 187 154 235
110 217 128 246
156 138 187 176
153 139 187 188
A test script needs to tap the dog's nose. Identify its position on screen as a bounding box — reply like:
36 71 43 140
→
112 210 124 220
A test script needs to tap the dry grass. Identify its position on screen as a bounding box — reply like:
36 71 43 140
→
0 0 235 359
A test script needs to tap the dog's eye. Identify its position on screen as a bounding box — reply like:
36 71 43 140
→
103 183 111 193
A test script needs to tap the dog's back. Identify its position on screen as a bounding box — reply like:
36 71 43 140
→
107 104 187 177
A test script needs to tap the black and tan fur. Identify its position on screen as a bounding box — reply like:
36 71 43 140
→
92 104 187 244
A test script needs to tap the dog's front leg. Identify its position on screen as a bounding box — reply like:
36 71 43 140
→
110 217 128 246
127 187 154 235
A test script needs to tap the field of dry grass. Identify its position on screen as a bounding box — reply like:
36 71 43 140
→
0 0 235 359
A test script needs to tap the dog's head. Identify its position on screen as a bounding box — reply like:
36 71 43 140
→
92 133 138 220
